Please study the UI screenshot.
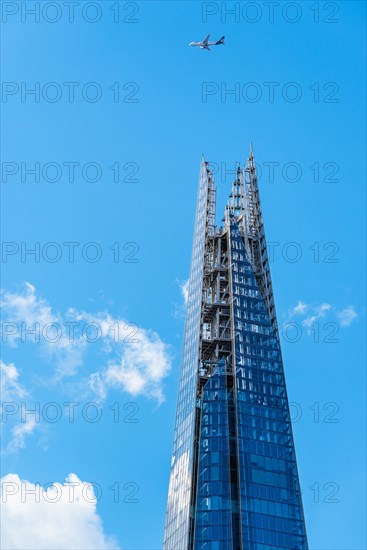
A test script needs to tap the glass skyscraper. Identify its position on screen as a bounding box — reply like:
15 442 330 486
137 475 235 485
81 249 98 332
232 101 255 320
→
163 148 308 550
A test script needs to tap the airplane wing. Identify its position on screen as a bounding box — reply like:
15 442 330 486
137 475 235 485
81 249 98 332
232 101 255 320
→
203 34 210 45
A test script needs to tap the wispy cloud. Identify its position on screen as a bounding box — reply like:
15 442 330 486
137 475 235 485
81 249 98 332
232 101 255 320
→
302 303 332 330
1 361 38 454
286 300 358 332
288 301 308 317
1 283 86 375
1 360 27 402
78 311 171 404
337 306 358 327
1 283 171 404
6 418 37 454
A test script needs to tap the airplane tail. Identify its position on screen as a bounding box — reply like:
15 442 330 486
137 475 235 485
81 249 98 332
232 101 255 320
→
216 36 225 45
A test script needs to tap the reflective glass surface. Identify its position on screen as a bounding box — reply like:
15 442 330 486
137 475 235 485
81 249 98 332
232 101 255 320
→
229 219 308 549
163 164 210 550
164 175 308 550
194 361 232 550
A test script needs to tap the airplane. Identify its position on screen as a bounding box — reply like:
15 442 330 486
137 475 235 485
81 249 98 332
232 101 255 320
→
189 34 225 51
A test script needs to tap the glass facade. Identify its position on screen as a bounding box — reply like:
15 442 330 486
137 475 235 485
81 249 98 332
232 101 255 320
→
163 153 308 550
229 218 307 549
194 360 233 549
163 163 213 550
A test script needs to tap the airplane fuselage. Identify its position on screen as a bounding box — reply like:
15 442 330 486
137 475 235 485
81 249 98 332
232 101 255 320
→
189 41 217 48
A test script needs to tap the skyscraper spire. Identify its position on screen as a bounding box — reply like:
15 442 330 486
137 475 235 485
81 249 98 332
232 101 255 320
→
163 150 308 550
242 145 278 335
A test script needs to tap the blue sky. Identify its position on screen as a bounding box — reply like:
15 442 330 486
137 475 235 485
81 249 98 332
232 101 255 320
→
1 1 366 549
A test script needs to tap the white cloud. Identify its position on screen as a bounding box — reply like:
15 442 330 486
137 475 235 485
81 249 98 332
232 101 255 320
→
286 301 358 333
1 283 171 404
289 301 308 317
1 360 27 402
337 306 358 327
88 372 107 401
302 303 332 330
1 283 86 376
104 327 171 403
78 311 171 403
1 361 37 454
6 418 37 454
0 473 119 550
